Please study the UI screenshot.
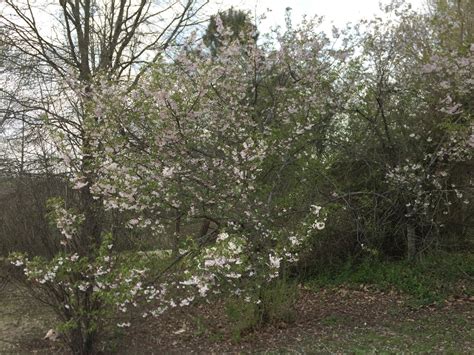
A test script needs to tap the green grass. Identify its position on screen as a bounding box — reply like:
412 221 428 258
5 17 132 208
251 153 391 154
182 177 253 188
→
307 252 474 304
265 311 472 354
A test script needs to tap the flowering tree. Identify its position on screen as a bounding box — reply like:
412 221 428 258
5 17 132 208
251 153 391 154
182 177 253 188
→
9 11 334 353
325 1 473 258
87 12 342 256
86 11 335 325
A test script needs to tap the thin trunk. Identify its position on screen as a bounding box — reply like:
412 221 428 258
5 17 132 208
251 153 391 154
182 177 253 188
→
407 223 417 260
173 210 181 257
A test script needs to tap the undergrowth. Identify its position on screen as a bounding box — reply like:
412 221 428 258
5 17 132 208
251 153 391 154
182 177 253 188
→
225 278 298 341
307 252 474 305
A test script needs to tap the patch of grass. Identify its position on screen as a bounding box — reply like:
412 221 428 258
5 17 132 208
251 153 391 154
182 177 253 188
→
0 284 57 353
320 314 349 326
152 282 472 355
307 252 474 304
191 315 207 337
283 312 472 354
208 331 225 343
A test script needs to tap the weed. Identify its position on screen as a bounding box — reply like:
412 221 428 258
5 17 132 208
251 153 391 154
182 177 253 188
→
191 315 207 337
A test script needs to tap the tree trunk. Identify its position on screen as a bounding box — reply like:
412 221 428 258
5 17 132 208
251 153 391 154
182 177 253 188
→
407 223 417 260
197 219 211 240
173 210 182 257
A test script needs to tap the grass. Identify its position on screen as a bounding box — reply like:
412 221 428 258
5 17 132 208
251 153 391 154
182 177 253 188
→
326 313 467 353
307 252 474 305
0 283 58 353
266 305 472 354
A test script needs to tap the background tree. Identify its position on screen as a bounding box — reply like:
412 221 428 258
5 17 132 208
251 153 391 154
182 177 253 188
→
315 2 473 262
427 0 474 51
203 7 258 56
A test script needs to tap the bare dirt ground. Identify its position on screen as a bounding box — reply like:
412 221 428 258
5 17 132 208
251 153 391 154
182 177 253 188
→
1 282 472 354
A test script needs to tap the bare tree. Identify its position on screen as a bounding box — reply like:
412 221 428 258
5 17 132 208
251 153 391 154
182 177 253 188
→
0 1 207 353
1 0 208 239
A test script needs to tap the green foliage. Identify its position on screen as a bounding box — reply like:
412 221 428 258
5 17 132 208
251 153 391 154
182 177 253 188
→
308 252 474 305
225 298 260 341
260 278 298 324
428 0 474 52
225 278 298 341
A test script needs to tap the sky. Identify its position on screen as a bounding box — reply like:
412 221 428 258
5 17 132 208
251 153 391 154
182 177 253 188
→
211 0 426 33
0 0 428 39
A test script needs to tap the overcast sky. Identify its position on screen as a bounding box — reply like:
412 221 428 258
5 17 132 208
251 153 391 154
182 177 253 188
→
211 0 426 33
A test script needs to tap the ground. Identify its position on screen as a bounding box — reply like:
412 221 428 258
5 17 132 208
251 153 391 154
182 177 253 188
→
0 282 56 353
1 280 472 354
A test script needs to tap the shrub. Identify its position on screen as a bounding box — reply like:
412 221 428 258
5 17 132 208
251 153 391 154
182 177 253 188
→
225 278 298 341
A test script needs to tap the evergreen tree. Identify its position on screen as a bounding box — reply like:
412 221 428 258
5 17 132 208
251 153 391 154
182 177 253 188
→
203 8 258 56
